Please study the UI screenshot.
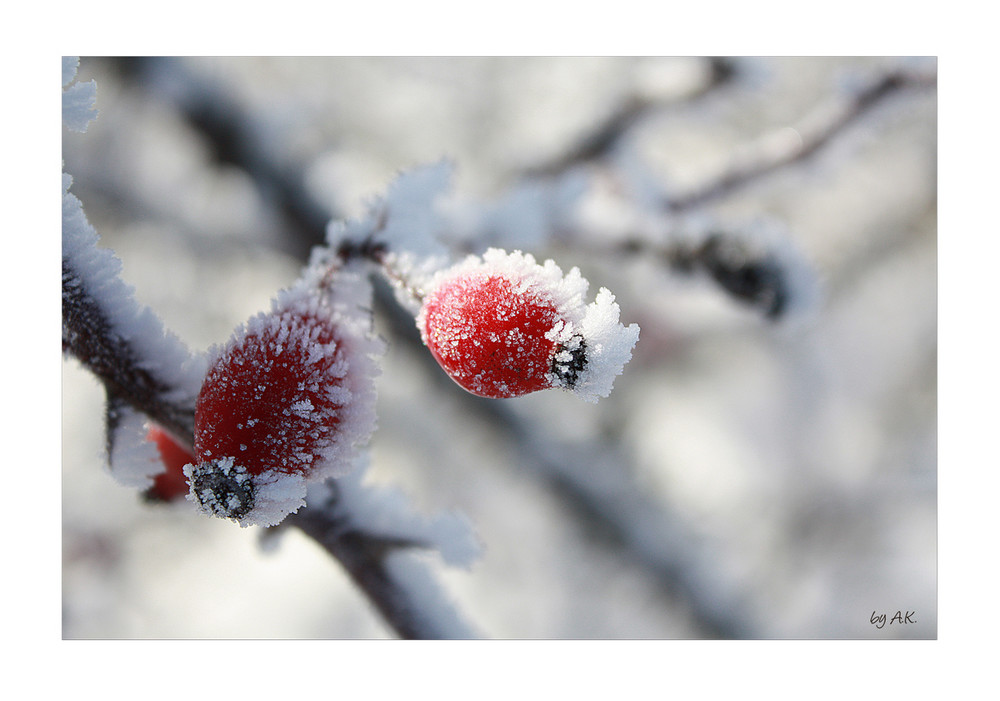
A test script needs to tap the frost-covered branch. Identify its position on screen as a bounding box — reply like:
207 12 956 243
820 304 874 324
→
665 63 938 212
288 479 479 639
527 57 738 177
616 220 818 320
62 176 203 450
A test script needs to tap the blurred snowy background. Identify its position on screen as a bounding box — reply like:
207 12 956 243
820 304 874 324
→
62 56 936 639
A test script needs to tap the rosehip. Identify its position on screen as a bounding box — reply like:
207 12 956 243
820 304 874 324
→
144 425 194 503
187 282 380 527
416 248 639 402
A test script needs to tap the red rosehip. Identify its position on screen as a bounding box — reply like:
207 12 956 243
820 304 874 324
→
416 248 639 402
187 282 380 527
144 425 194 503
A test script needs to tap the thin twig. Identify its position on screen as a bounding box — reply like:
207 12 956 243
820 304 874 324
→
667 66 937 212
526 57 739 177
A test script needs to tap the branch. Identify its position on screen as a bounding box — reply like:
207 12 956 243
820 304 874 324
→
617 226 812 321
287 491 477 639
112 57 334 260
468 395 757 639
666 65 937 212
526 57 739 177
62 258 196 442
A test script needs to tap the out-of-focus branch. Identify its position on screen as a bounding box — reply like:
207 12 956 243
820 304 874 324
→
666 65 937 212
527 57 738 177
113 57 333 260
469 395 758 639
619 229 802 320
287 493 477 639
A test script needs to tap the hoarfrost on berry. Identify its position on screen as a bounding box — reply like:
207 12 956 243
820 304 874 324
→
417 248 639 402
189 268 383 528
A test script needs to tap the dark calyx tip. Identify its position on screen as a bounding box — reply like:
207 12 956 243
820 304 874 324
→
190 459 256 520
552 333 588 389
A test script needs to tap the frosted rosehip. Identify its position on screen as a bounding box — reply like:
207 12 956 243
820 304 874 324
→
186 282 380 527
144 425 195 503
416 248 639 402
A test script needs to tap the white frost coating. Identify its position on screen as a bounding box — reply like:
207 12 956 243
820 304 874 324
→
62 56 98 133
287 263 385 482
247 471 308 528
417 248 640 402
324 163 454 313
379 159 454 258
384 552 481 639
304 475 480 637
446 173 589 252
63 56 79 87
108 409 163 489
183 458 308 529
575 287 641 402
63 176 205 409
324 160 453 262
315 470 482 568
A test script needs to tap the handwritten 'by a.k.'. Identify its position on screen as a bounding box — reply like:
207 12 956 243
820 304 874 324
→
870 610 916 629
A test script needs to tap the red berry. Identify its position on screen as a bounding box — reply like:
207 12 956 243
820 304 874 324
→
144 425 194 502
188 283 380 527
417 249 600 399
420 274 557 397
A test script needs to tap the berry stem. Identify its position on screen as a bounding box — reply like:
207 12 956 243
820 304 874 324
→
324 209 427 305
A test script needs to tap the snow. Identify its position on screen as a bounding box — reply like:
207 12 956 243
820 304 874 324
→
379 159 454 258
185 454 309 529
574 287 641 402
62 56 79 87
63 170 204 493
